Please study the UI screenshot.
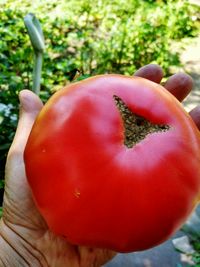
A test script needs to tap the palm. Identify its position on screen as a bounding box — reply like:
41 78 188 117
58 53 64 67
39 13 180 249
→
3 165 114 267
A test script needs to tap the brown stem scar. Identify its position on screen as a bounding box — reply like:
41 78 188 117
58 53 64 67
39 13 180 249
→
113 95 170 148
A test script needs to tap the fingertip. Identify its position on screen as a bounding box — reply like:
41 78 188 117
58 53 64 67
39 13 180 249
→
164 73 193 102
189 105 200 130
134 64 164 83
8 91 44 155
19 90 43 114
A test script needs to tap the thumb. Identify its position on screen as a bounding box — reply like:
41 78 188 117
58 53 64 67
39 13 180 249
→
8 90 43 156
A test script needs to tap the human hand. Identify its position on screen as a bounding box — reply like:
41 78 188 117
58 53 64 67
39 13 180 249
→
0 91 115 267
0 64 199 267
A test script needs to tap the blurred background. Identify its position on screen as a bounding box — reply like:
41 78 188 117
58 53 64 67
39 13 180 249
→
0 1 200 263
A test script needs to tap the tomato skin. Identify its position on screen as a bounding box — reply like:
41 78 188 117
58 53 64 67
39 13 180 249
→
24 74 200 252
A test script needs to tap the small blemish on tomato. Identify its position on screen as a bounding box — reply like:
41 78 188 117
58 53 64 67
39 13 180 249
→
74 189 81 198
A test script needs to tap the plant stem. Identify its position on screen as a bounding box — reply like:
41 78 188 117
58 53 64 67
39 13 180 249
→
24 13 45 95
33 52 43 95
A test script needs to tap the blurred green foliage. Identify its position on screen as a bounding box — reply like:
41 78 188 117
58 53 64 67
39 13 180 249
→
0 0 200 193
193 250 200 265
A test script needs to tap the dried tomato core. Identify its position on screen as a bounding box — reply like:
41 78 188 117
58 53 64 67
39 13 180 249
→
113 95 170 148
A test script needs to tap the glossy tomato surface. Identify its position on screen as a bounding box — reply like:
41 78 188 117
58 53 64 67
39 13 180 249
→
24 75 200 252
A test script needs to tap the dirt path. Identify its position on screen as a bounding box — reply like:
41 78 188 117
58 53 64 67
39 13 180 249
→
182 34 200 111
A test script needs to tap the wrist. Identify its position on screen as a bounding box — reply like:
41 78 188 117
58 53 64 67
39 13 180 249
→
0 218 45 267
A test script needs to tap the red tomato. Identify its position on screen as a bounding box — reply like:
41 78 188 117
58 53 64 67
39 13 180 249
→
24 74 200 252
